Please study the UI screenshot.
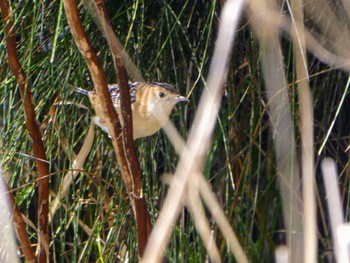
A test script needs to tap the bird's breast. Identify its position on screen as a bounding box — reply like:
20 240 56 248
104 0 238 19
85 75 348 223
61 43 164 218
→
132 111 166 139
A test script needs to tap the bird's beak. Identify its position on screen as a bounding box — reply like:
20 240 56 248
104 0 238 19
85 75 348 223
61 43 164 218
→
175 95 189 103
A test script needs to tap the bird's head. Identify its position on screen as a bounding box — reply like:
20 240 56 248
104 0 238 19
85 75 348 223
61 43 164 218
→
136 82 189 119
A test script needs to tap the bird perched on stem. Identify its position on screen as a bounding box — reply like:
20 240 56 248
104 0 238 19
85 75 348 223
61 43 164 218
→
69 82 189 139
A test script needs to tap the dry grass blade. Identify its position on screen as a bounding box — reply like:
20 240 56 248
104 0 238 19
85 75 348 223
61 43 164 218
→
248 1 303 261
0 168 20 263
197 175 248 263
186 176 221 263
142 0 247 261
248 1 350 260
318 78 350 154
321 158 345 262
337 224 350 263
289 0 317 261
275 245 289 263
50 122 95 220
162 114 248 262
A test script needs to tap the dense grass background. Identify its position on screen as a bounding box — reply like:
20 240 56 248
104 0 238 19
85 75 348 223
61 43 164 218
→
1 0 349 262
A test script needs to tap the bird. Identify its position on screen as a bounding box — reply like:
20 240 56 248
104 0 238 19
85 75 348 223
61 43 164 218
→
69 82 189 139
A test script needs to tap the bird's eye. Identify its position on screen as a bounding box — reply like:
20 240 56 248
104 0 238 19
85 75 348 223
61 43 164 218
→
159 91 166 98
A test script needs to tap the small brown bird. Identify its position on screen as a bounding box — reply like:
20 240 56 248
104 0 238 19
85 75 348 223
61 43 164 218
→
70 82 189 139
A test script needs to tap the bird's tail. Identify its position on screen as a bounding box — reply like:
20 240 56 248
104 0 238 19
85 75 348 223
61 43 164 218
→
65 83 89 96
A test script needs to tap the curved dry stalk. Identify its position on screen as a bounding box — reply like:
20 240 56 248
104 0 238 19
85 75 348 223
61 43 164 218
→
289 1 317 262
248 1 350 261
142 0 247 261
249 0 350 72
248 1 304 261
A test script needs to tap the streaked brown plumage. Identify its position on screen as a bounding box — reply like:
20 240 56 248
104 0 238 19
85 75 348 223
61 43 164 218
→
70 82 189 139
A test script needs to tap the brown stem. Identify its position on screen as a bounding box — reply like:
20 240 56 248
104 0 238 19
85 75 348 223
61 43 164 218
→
92 0 152 255
117 62 151 255
63 0 151 257
0 1 50 262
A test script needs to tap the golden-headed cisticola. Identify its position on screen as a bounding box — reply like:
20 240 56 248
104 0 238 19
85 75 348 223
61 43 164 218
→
70 82 189 139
